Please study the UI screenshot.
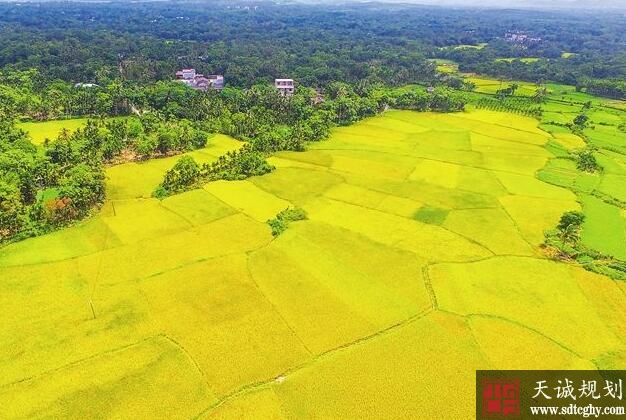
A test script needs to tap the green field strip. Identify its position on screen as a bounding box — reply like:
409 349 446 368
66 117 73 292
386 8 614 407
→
320 145 534 179
18 214 252 276
471 130 552 151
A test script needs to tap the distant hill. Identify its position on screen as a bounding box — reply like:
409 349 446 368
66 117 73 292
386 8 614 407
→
297 0 626 11
384 0 626 10
1 0 624 10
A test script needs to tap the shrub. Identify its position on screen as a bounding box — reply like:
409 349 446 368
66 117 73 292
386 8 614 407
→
135 134 158 158
575 149 600 173
277 207 307 222
43 197 78 226
267 217 288 237
557 211 585 238
573 113 589 127
267 207 308 236
202 144 274 181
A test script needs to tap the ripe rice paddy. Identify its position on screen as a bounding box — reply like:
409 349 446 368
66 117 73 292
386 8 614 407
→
465 76 539 96
429 59 459 74
439 43 487 51
17 118 90 145
494 57 540 63
17 116 134 145
2 108 626 418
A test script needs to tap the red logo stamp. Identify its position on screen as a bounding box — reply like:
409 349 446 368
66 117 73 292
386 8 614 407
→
482 378 521 418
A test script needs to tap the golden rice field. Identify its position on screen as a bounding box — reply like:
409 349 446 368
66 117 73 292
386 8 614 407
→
17 117 133 145
17 118 90 145
2 109 626 418
465 76 540 96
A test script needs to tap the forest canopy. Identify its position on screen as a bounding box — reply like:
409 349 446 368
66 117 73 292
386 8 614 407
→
0 1 623 90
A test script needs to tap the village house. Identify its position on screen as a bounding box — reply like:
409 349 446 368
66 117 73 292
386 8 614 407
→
314 88 324 104
207 75 225 90
74 83 99 88
175 69 224 91
275 78 295 96
503 31 542 45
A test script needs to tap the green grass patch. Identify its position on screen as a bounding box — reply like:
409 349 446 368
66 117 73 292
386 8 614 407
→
413 205 450 225
580 194 626 260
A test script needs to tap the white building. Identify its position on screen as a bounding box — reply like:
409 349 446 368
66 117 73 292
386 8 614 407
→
208 75 225 90
74 83 99 88
175 69 225 91
177 68 197 80
275 79 295 96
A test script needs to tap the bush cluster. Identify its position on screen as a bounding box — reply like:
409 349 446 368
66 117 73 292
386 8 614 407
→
267 207 308 237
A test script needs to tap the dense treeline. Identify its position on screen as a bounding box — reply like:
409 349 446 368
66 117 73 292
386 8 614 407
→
440 48 626 91
0 121 104 240
580 79 626 101
438 41 626 100
0 2 437 87
449 55 626 100
0 1 624 90
0 69 134 121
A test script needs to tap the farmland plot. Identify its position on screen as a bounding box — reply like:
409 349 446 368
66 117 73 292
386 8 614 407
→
2 109 626 419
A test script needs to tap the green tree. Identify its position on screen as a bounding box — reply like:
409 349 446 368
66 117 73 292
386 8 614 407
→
558 211 585 231
576 150 599 173
557 211 585 243
395 90 429 111
333 97 358 125
156 155 201 197
135 134 158 158
46 128 82 166
58 163 105 215
0 179 26 240
573 114 589 128
202 145 274 181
